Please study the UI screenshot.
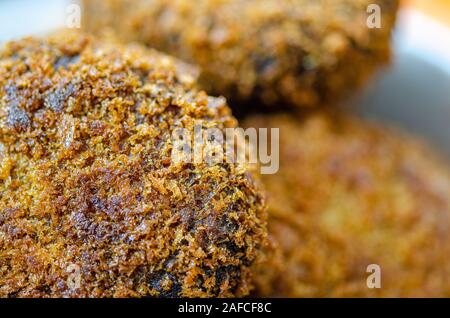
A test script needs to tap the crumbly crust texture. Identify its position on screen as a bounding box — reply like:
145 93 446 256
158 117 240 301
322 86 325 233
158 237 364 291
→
245 112 450 297
83 0 398 109
0 31 267 298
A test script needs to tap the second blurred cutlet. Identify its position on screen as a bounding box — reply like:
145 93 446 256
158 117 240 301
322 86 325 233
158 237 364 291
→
83 0 399 111
245 112 450 297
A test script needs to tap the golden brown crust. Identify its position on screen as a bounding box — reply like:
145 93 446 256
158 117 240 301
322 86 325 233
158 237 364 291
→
245 112 450 297
0 31 267 298
83 0 398 110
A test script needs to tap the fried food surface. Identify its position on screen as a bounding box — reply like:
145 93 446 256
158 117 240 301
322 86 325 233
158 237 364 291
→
245 112 450 297
0 31 267 298
83 0 398 110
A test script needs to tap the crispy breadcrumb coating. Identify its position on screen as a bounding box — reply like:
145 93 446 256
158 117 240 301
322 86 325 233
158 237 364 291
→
245 112 450 297
0 31 267 298
83 0 398 110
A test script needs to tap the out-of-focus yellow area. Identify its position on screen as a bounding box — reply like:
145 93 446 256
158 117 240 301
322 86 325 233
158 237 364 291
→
404 0 450 24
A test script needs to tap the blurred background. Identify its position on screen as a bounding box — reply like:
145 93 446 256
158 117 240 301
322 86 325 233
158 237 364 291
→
350 0 450 157
0 0 449 156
